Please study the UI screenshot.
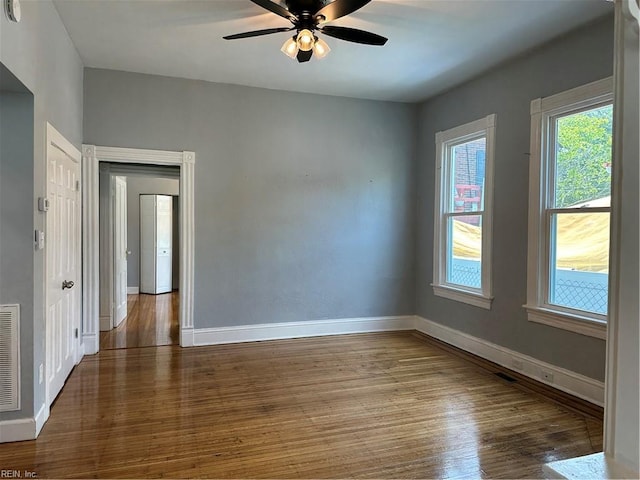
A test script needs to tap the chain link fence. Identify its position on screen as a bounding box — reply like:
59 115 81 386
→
449 259 608 315
552 275 608 315
449 260 481 289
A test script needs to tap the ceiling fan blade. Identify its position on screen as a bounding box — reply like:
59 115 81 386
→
249 0 296 21
223 27 294 40
297 49 313 63
320 26 387 45
315 0 371 22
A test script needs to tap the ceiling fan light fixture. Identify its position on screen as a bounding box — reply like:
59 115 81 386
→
312 37 330 59
225 0 388 63
281 36 299 59
296 29 315 52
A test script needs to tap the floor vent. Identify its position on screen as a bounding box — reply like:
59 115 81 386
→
0 304 20 412
494 372 517 383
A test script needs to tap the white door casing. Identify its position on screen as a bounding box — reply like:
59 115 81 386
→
113 176 128 327
45 123 82 407
82 146 195 353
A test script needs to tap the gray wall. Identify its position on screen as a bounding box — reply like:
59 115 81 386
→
125 176 180 289
0 89 34 420
84 70 418 327
416 16 614 381
0 0 83 420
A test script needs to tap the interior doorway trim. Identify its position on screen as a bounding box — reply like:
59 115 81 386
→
82 145 195 354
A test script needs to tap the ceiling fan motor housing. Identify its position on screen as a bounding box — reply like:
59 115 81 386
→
285 0 331 17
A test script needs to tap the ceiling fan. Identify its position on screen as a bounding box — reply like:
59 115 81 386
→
223 0 388 63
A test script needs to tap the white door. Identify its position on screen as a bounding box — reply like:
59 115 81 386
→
155 195 173 293
113 176 127 326
46 127 81 405
140 195 173 294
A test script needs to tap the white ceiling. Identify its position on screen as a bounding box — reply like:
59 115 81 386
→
53 0 612 102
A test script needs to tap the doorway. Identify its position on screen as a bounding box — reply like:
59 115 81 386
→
98 167 180 350
81 146 195 355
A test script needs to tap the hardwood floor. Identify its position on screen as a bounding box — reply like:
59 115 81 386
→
99 292 179 350
0 332 602 479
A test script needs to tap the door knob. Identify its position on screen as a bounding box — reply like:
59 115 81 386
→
62 280 74 290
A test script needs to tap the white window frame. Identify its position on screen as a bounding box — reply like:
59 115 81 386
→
432 114 496 309
525 77 613 339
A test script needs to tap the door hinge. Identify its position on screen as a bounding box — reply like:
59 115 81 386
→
76 180 80 191
75 328 79 339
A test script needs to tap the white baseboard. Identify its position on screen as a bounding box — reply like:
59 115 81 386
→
192 315 415 346
82 333 98 355
0 408 43 443
0 405 49 444
127 287 139 295
414 316 604 406
0 417 34 443
99 315 111 332
34 403 48 437
180 327 194 347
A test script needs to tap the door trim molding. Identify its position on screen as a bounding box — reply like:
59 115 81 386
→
82 146 195 353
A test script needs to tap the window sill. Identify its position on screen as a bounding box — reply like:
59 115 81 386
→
524 305 606 339
432 284 493 310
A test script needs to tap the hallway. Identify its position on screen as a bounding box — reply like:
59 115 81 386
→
99 292 179 350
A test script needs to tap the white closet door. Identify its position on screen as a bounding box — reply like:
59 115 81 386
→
140 195 173 294
155 195 173 294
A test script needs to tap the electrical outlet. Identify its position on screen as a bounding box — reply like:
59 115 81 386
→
541 370 554 383
512 359 524 370
39 364 44 384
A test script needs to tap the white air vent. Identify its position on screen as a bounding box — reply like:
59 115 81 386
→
0 304 20 412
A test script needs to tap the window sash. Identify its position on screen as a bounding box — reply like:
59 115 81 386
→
542 208 610 318
443 212 484 292
443 135 486 214
545 100 613 210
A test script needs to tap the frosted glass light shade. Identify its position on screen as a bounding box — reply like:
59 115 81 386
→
313 38 330 59
296 29 315 52
281 37 299 59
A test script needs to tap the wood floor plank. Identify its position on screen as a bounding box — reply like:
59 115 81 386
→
0 332 602 478
99 292 179 350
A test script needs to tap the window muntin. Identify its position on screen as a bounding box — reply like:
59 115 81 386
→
433 115 495 309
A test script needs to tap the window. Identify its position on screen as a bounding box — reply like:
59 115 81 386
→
525 78 613 339
433 114 496 309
